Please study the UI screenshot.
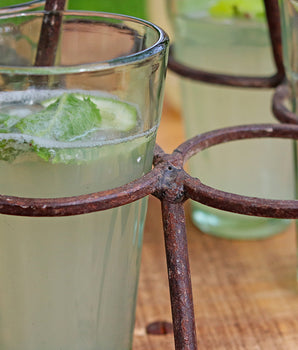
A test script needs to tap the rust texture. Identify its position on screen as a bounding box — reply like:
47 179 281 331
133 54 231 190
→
160 200 197 350
263 0 285 80
35 0 67 67
0 167 161 217
146 321 173 335
179 124 298 218
168 0 284 88
44 0 67 11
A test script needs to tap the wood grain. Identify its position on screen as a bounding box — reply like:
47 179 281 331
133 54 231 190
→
133 102 298 349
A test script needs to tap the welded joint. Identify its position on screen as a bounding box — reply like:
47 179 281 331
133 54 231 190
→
153 161 187 203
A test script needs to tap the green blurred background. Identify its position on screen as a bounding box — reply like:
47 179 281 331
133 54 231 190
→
68 0 147 19
2 0 147 19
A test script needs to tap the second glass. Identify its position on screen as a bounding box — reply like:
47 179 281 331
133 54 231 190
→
167 0 294 239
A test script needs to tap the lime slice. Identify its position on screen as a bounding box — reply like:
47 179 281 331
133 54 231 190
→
42 94 138 132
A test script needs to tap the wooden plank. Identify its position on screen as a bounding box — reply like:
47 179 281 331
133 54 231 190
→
135 199 297 349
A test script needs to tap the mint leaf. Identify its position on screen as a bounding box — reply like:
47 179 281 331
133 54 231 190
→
0 138 32 162
0 113 23 133
15 93 102 142
209 0 265 20
0 93 103 163
0 93 138 164
12 93 103 163
42 94 138 132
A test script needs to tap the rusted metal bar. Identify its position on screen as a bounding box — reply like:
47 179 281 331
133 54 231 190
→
0 167 161 217
174 123 298 162
168 0 285 88
44 0 66 11
176 123 298 219
264 0 285 80
272 84 298 124
168 46 282 88
35 0 67 67
161 200 197 350
152 157 197 349
185 178 298 219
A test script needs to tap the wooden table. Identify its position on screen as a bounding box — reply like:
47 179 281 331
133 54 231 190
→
133 102 298 349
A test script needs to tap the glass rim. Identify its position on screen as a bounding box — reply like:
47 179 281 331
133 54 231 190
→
0 10 169 75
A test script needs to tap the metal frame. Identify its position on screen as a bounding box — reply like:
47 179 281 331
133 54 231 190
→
2 124 298 350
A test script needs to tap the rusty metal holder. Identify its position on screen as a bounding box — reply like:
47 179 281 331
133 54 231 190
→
0 1 296 350
1 122 298 350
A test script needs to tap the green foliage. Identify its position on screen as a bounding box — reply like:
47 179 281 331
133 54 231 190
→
209 0 265 19
67 0 147 19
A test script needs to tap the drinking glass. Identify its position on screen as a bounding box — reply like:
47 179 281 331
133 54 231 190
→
0 11 168 350
167 0 294 239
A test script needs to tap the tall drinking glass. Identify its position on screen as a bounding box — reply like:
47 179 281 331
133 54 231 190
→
0 11 168 350
167 0 294 239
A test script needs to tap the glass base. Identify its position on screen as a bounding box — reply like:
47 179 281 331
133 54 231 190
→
191 202 291 240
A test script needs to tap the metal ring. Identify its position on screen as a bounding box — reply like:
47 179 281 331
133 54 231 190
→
272 83 298 124
0 155 163 217
168 46 283 88
174 123 298 219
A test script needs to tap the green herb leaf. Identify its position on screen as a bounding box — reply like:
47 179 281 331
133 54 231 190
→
12 93 103 163
15 93 102 142
0 93 138 164
209 0 265 20
0 113 23 133
0 138 32 162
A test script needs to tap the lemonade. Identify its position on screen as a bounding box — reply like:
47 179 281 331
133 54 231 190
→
0 8 169 349
0 89 156 350
170 1 294 239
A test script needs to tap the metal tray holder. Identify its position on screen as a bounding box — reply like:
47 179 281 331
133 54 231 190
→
0 1 297 349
